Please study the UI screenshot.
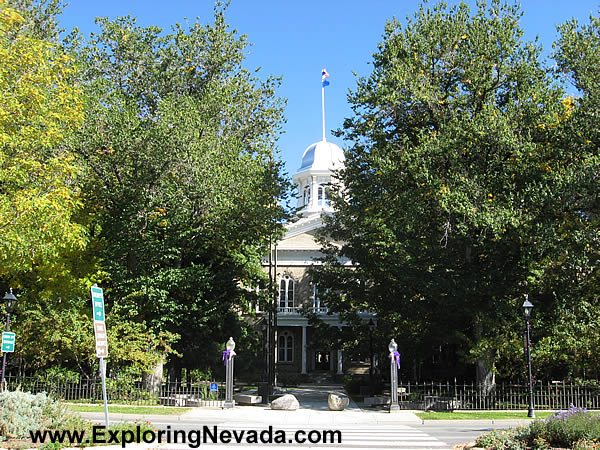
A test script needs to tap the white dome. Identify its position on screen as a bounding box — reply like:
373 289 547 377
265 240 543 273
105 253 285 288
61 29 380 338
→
298 140 345 172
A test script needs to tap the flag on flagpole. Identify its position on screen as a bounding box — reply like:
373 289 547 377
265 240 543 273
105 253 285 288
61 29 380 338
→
321 68 330 87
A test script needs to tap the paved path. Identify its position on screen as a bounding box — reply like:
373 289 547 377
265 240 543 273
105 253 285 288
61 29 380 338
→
158 424 451 449
80 384 453 449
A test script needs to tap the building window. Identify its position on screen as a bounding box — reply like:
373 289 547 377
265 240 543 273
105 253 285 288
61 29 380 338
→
317 185 330 207
303 186 311 206
313 284 325 310
279 276 294 309
278 331 294 362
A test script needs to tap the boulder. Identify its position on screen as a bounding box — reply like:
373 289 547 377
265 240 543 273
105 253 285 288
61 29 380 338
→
270 394 299 410
328 392 350 411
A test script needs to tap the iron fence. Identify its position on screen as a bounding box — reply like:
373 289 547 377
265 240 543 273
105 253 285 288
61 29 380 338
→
396 380 600 411
3 375 600 410
2 375 225 407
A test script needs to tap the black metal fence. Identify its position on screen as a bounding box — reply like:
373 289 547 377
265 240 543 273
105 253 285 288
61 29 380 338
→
3 375 600 410
2 375 225 407
396 380 600 411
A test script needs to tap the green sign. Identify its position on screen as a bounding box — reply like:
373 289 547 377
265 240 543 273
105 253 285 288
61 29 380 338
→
91 286 105 322
2 332 15 352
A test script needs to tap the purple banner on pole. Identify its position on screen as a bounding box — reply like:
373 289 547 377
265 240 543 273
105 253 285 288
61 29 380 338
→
393 351 401 369
223 349 231 366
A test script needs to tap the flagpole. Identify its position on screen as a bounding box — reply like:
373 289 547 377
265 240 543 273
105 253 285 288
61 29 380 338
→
321 84 326 142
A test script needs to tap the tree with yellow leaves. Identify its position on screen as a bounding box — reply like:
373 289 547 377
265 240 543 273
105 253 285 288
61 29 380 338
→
0 0 86 279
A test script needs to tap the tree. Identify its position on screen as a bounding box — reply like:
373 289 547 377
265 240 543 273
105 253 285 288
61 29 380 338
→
13 296 177 378
65 4 289 377
0 0 86 279
313 0 592 387
526 11 600 381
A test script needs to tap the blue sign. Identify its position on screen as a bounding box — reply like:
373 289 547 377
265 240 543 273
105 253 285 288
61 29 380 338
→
210 383 218 392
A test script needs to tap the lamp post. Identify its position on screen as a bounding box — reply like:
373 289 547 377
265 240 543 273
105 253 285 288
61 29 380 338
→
1 289 17 391
368 319 375 393
388 338 400 412
223 337 236 408
523 296 535 418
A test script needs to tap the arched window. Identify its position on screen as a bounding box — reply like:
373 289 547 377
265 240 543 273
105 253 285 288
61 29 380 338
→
317 186 324 206
279 275 294 309
303 186 311 206
278 330 294 362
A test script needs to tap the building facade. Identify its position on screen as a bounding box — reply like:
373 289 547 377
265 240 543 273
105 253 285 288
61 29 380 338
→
261 139 354 377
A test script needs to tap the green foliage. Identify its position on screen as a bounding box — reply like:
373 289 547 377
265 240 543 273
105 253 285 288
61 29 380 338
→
63 3 289 371
0 390 86 440
188 368 213 382
573 439 600 450
32 367 81 384
10 295 178 377
477 405 600 449
476 406 600 449
522 406 600 449
314 0 600 381
0 0 287 378
475 428 526 449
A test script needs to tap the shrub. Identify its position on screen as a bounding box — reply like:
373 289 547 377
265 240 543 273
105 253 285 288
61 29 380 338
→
33 367 81 384
189 368 213 382
477 405 600 449
0 390 86 440
537 405 600 448
573 439 600 449
475 428 526 449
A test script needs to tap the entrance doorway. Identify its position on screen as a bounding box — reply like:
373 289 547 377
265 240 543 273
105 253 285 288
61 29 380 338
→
314 351 330 371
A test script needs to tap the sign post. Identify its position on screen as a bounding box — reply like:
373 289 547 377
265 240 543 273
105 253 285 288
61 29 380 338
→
91 285 109 428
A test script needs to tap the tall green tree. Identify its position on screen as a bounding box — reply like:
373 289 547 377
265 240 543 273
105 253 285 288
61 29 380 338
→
65 4 289 376
0 0 181 378
527 10 600 381
314 0 590 386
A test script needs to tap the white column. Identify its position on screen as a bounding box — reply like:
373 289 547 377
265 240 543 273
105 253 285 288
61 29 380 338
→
301 326 307 374
337 349 343 375
311 176 318 210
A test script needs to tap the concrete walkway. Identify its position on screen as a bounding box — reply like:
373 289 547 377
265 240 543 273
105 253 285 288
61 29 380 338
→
179 383 422 425
71 385 425 449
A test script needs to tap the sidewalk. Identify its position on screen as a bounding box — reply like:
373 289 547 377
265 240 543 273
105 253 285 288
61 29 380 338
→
179 383 422 426
71 385 424 449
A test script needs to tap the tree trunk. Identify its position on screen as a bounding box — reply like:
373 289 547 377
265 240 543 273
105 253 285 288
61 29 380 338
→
474 313 496 396
144 357 164 396
476 358 496 396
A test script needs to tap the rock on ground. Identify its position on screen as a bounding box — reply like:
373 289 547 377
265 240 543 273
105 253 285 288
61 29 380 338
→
328 393 350 411
270 394 299 410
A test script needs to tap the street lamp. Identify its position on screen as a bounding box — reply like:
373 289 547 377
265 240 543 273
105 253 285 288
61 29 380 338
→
1 289 17 391
522 295 535 418
368 319 375 393
388 338 400 412
223 337 236 408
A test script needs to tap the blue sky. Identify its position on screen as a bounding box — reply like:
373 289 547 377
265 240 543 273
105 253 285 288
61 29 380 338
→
58 0 599 178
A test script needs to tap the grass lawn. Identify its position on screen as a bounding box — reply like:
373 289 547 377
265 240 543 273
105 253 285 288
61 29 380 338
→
67 404 191 415
416 411 555 420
